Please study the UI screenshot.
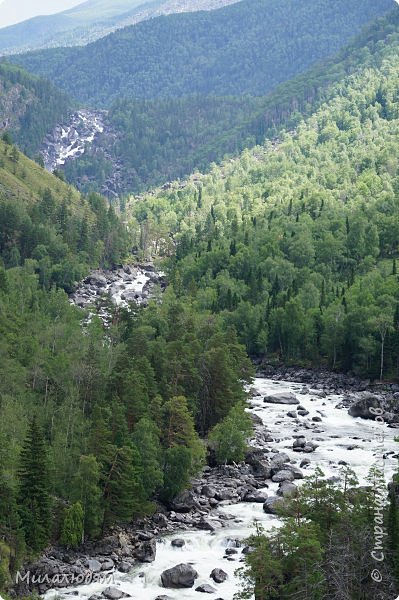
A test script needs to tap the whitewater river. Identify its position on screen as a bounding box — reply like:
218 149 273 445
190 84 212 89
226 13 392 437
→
45 377 399 600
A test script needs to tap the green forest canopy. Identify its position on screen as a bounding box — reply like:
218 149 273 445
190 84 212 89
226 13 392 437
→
11 0 395 106
62 8 399 195
128 22 399 380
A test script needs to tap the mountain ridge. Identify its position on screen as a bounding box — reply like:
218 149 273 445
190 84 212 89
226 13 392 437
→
0 0 240 55
11 0 395 106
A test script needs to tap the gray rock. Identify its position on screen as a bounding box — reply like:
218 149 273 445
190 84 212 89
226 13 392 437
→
201 485 217 498
277 481 297 497
86 559 102 573
293 437 306 449
118 561 132 573
244 490 268 503
270 452 290 472
210 568 228 583
198 518 222 532
135 539 156 563
171 539 185 548
161 563 198 589
93 535 120 555
348 394 382 420
101 559 114 571
264 392 299 405
102 587 128 600
282 464 304 479
272 469 295 483
249 413 263 425
195 584 217 593
171 490 196 512
86 273 107 287
245 449 272 478
263 496 286 514
215 489 235 501
287 411 298 418
303 445 315 453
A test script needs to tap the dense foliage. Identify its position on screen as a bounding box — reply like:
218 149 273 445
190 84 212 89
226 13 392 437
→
0 139 252 581
0 261 252 580
13 0 394 106
2 4 399 597
61 8 399 195
237 467 399 599
128 27 399 379
0 137 128 291
0 62 72 157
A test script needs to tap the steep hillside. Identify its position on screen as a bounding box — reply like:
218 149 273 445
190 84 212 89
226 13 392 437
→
13 0 395 106
0 62 72 156
0 136 128 290
128 14 399 380
0 0 239 55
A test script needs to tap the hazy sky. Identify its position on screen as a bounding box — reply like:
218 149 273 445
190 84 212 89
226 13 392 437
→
0 0 84 28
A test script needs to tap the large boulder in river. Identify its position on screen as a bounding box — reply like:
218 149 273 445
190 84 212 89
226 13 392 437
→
277 481 298 497
263 496 286 515
244 489 268 503
195 584 217 593
245 449 272 478
102 587 129 600
161 563 198 588
272 469 295 483
348 394 382 419
135 539 156 563
270 452 290 474
264 392 299 405
210 568 228 583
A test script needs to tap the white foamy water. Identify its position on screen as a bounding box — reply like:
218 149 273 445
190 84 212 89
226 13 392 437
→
45 378 399 600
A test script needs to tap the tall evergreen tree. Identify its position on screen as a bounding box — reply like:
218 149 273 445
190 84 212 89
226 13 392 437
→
17 417 52 552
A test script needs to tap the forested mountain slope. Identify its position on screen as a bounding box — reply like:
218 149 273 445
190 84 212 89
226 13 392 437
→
13 0 395 106
0 55 252 583
0 134 128 291
0 139 252 584
62 7 399 195
0 62 72 157
128 23 399 380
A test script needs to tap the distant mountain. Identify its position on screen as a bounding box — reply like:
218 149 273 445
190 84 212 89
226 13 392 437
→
12 0 396 107
0 0 82 28
0 0 240 55
57 7 399 195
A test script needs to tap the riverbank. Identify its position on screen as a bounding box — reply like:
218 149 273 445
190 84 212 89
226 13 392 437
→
10 371 399 599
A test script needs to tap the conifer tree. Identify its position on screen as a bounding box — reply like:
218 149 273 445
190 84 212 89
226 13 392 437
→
17 417 52 552
132 417 163 499
102 445 146 528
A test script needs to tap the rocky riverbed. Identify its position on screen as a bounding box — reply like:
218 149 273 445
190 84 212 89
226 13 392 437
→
13 371 399 600
69 264 166 324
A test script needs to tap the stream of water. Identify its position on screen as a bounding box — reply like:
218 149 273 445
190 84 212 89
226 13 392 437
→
45 376 399 600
